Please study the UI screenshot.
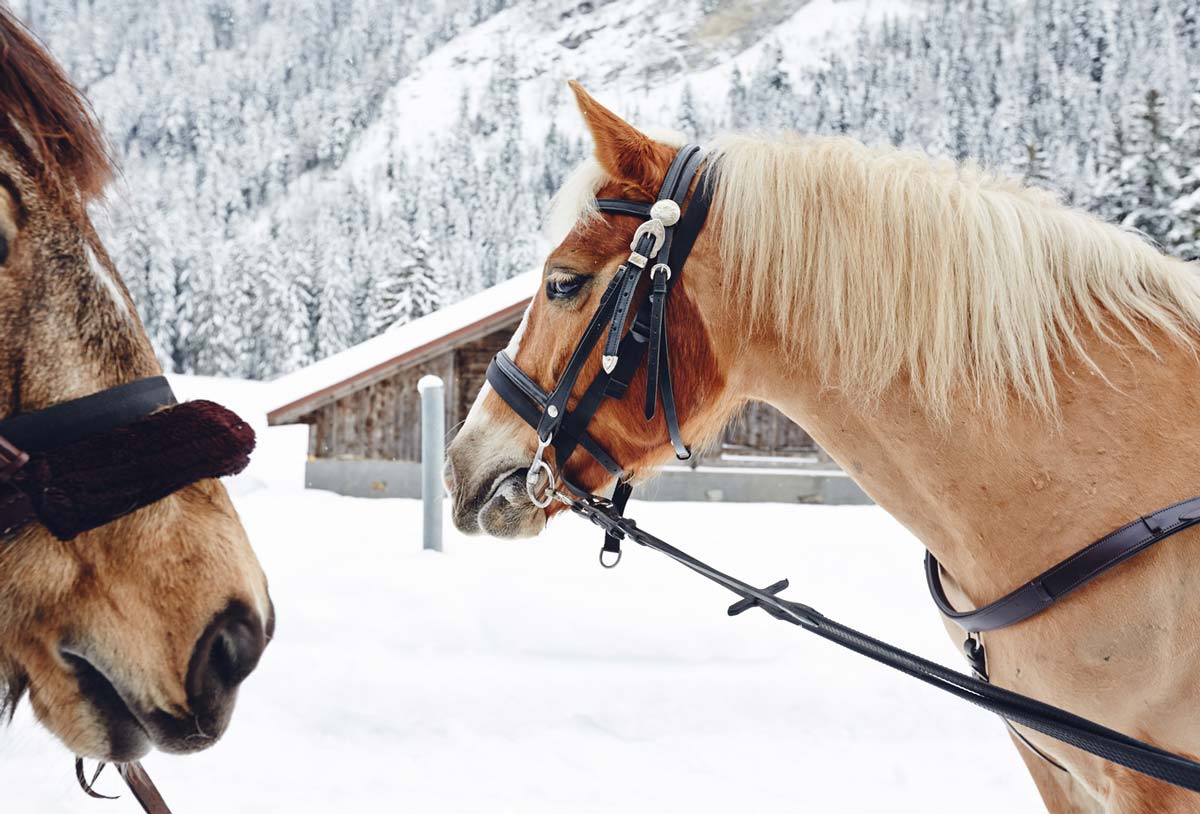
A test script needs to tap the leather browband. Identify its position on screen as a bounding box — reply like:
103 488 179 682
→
927 495 1200 633
594 199 652 220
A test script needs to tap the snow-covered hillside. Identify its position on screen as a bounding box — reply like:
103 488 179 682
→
346 0 912 161
0 380 1041 813
20 0 1200 383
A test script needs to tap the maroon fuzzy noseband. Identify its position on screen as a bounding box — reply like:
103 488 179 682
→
9 400 255 541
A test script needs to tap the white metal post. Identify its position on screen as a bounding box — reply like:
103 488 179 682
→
418 375 444 552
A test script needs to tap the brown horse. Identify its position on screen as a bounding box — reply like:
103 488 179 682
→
446 83 1200 812
0 12 271 764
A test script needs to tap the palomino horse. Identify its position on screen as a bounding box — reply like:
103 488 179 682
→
0 12 271 766
446 83 1200 813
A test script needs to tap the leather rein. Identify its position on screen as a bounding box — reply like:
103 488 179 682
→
487 144 1200 793
2 375 257 813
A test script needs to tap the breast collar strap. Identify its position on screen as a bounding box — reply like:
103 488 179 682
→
486 144 714 513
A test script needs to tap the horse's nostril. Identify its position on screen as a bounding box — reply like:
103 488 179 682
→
186 602 265 712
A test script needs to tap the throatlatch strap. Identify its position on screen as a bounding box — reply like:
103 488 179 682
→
656 319 690 460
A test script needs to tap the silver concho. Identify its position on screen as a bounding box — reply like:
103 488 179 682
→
650 199 681 227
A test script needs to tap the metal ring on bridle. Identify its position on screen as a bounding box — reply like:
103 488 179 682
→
649 263 672 280
599 548 623 568
526 433 556 508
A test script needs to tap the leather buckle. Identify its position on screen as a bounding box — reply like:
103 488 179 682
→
0 434 29 482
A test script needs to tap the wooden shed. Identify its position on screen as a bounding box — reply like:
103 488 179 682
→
267 272 866 503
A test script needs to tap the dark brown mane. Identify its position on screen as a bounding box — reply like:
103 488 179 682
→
0 8 112 202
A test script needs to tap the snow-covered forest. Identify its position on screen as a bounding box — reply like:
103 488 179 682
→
20 0 1200 379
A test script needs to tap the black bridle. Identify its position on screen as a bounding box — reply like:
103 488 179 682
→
485 145 1200 795
0 375 255 542
487 144 712 561
0 376 176 537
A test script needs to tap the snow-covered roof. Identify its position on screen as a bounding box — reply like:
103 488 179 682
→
266 271 536 422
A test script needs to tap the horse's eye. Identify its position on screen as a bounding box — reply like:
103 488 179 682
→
0 234 8 265
546 274 586 301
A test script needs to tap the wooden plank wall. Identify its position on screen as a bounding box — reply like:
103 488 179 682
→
453 325 517 423
717 401 817 456
298 352 456 461
294 317 818 462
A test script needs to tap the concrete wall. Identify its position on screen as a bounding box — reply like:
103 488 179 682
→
304 459 873 506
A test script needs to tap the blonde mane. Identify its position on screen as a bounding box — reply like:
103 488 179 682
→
707 133 1200 421
547 131 1200 421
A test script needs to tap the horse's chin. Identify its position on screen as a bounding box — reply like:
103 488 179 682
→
54 649 231 761
471 469 548 539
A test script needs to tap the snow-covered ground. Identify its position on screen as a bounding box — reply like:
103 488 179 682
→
1 379 1042 812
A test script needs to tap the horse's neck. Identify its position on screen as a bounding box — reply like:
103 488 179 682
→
753 327 1200 607
1 226 159 417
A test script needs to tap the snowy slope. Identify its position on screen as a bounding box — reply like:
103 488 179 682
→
348 0 915 170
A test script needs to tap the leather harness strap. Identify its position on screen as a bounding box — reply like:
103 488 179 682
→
0 376 175 450
0 376 177 539
926 495 1200 776
926 495 1200 633
117 762 174 814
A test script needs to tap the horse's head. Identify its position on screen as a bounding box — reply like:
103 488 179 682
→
0 11 271 762
447 83 741 538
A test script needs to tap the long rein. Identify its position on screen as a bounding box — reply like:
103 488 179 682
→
552 486 1200 794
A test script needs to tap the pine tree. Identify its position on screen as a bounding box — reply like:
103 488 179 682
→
1171 94 1200 260
748 43 793 128
727 65 748 125
1016 140 1056 191
372 219 441 332
678 82 701 138
1122 89 1180 246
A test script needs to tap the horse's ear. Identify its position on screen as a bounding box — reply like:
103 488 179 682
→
569 80 673 190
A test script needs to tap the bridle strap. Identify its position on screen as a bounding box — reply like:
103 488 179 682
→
642 165 713 459
487 353 625 478
533 263 629 443
593 200 652 219
602 145 704 365
0 376 179 540
927 494 1200 633
0 376 175 451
